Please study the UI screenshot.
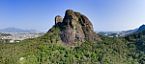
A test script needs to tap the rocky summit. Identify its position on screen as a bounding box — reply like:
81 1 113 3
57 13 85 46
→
49 9 100 44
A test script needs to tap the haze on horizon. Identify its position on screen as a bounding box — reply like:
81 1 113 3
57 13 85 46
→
0 0 145 32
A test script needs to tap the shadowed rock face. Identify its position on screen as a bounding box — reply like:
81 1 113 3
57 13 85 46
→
53 9 99 44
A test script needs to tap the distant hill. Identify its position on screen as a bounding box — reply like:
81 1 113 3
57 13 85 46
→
125 24 145 41
137 24 145 32
0 27 37 33
118 25 145 37
98 29 138 37
119 29 138 37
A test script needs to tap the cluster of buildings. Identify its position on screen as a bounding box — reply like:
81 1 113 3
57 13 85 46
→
0 32 44 43
98 32 121 37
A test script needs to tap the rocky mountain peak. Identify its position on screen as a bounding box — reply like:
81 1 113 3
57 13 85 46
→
50 9 99 44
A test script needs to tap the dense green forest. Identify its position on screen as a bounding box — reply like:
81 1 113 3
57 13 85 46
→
0 27 145 64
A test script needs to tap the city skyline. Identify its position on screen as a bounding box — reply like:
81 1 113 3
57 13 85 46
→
0 0 145 32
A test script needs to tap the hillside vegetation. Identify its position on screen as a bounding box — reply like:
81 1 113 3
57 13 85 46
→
0 34 144 64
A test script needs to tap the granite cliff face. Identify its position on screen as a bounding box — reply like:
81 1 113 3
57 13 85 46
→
49 9 99 44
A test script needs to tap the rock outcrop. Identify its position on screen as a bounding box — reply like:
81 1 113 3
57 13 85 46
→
50 9 100 44
55 15 63 25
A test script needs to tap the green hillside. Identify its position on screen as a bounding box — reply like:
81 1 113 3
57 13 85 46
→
1 34 144 64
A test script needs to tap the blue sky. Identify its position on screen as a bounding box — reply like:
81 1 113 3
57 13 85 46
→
0 0 145 32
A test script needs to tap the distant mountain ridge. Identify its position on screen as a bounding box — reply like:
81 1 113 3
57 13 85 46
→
98 25 145 37
119 25 145 37
125 24 145 41
119 29 138 36
0 27 37 32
